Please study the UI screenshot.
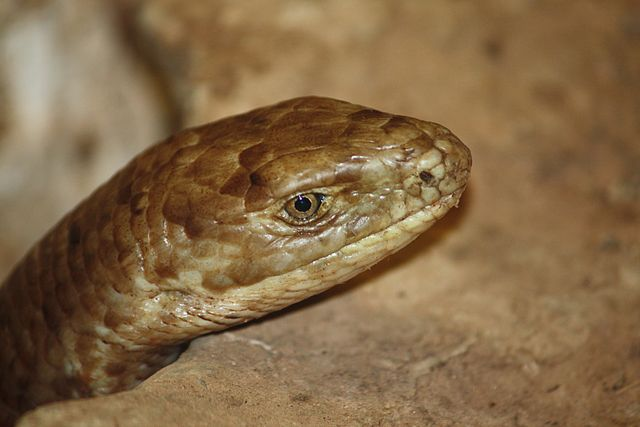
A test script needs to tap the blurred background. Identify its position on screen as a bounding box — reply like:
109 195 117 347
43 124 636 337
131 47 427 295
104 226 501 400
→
2 1 639 425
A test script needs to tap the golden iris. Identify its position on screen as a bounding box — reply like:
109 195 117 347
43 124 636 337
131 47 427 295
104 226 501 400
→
284 193 325 221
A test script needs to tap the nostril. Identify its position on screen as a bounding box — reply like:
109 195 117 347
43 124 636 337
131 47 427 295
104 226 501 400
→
419 170 435 185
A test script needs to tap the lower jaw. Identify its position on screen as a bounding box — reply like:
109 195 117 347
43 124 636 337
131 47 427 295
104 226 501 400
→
210 186 466 323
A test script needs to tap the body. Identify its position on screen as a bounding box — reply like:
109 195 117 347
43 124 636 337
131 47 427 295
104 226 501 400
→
0 97 471 422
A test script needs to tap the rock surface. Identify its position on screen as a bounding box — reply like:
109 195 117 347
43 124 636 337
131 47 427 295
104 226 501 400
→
1 0 638 425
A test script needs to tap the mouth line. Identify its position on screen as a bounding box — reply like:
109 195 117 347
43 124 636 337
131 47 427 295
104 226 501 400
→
287 186 464 278
215 186 466 318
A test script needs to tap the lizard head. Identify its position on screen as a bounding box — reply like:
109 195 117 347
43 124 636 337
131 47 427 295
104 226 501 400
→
151 97 471 328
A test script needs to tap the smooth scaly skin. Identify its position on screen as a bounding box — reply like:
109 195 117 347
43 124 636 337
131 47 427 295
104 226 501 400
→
0 97 471 423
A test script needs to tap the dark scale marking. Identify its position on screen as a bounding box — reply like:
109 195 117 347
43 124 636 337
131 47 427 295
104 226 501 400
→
249 171 266 186
68 221 82 246
220 168 251 197
129 193 147 216
419 171 436 185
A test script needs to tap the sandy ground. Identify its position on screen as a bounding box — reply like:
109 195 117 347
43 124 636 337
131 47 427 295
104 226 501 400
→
1 1 639 425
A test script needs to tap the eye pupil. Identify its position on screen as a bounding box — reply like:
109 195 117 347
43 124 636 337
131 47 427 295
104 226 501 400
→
294 195 312 212
283 193 327 224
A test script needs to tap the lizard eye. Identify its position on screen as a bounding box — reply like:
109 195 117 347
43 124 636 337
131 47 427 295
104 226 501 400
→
284 193 326 222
